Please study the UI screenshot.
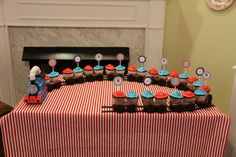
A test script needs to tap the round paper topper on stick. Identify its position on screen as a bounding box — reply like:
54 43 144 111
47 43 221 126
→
171 77 180 87
202 71 211 80
116 53 125 61
182 59 191 69
113 76 123 86
196 67 205 76
161 58 168 65
95 53 103 62
48 58 57 67
143 76 152 86
74 55 81 63
138 55 146 63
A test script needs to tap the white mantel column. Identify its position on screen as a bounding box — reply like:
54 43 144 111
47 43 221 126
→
145 0 166 69
0 0 16 106
225 65 236 157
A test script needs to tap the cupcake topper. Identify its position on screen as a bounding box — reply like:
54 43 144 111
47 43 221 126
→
95 53 103 66
143 76 152 91
116 53 125 66
196 67 205 80
161 58 168 70
182 59 191 74
48 57 57 72
138 55 146 68
113 76 123 91
202 71 211 85
171 77 180 90
74 55 81 67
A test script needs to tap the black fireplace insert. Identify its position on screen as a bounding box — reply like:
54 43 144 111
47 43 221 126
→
22 47 130 74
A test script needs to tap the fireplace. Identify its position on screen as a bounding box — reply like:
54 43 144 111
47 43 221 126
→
1 0 166 105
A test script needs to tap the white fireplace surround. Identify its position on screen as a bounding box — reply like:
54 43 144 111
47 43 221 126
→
0 0 166 105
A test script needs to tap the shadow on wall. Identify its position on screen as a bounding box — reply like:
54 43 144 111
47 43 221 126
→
225 140 234 157
163 0 203 72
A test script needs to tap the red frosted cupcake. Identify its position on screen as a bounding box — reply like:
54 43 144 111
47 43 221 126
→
148 68 158 84
84 65 94 82
63 68 74 79
63 68 75 85
84 65 93 76
105 64 115 80
112 91 126 113
44 74 50 84
166 71 179 88
182 91 195 111
105 64 115 75
187 77 199 91
199 85 211 93
127 66 137 81
154 92 168 113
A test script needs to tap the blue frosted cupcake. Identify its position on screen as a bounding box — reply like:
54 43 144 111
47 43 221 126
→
48 71 61 91
116 65 126 76
94 65 104 74
157 69 169 86
141 90 154 105
136 67 147 82
169 91 184 112
48 71 59 82
178 73 189 90
192 80 204 91
73 67 83 77
73 67 84 83
194 89 210 108
94 65 104 81
126 91 139 113
141 90 155 112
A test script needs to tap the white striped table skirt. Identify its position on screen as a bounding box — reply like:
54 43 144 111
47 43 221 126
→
0 81 230 157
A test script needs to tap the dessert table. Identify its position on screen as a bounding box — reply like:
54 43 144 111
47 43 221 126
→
0 81 230 157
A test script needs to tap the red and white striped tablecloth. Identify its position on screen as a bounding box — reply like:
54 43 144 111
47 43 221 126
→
0 81 230 157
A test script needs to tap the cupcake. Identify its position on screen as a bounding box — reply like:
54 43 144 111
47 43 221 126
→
166 71 179 88
154 92 168 113
105 64 115 80
169 91 183 112
48 71 59 82
94 65 104 81
44 75 50 84
182 91 195 111
198 85 212 107
127 66 137 82
73 67 84 83
84 65 94 82
141 90 154 112
126 91 139 113
177 73 189 90
192 80 204 91
199 85 211 93
157 70 169 86
187 77 199 91
63 68 75 85
194 89 211 108
136 67 147 83
148 68 158 84
115 65 126 77
48 71 61 91
112 91 126 113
